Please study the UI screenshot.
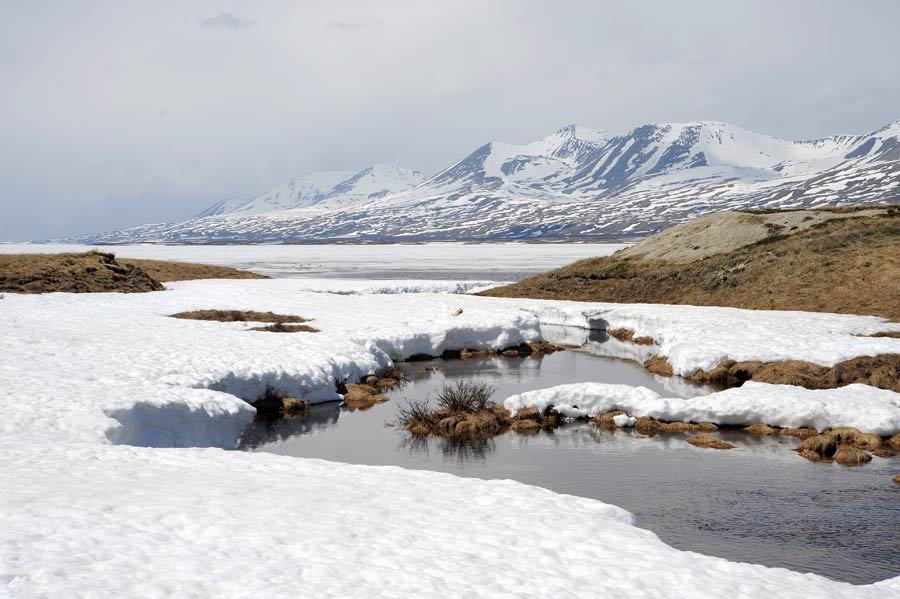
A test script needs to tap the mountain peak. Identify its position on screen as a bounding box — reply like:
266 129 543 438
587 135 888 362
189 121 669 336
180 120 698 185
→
553 124 610 143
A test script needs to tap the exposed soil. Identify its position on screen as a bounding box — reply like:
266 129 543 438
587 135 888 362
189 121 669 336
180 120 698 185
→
482 208 900 320
0 251 267 294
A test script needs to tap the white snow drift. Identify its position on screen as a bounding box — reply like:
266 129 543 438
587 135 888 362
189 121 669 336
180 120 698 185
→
2 279 900 597
504 381 900 436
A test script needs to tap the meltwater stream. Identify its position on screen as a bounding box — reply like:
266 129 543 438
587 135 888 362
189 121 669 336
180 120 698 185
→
240 342 900 584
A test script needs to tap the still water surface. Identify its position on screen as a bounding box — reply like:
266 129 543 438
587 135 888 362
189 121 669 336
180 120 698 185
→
240 346 900 584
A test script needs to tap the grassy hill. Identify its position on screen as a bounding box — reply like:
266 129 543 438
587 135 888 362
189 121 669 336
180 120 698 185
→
483 207 900 320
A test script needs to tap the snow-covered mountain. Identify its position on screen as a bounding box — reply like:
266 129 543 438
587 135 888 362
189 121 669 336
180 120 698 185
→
197 164 423 217
78 120 900 243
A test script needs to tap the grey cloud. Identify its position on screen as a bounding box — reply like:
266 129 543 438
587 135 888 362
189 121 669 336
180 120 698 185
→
1 0 899 241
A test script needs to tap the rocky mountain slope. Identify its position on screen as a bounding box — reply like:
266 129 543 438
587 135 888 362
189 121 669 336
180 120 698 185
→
77 120 900 243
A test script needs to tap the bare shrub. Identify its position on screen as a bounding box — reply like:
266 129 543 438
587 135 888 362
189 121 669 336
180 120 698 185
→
436 380 495 414
397 398 433 431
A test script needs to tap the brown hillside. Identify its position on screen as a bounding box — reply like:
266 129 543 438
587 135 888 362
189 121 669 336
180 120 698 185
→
483 208 900 320
0 251 267 294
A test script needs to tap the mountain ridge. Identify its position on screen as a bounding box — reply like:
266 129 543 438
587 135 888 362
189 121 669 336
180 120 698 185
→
72 119 900 243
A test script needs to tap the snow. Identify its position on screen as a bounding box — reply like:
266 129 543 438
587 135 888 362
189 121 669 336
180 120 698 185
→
71 119 900 244
522 300 900 375
3 280 900 596
7 441 899 598
0 242 629 279
504 381 900 435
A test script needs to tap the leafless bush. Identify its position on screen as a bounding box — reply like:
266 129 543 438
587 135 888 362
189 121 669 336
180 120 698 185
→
436 380 495 413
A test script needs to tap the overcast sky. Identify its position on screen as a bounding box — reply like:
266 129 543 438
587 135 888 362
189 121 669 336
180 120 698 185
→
2 0 899 240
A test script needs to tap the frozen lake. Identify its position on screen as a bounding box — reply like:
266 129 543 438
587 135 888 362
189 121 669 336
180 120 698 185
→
0 242 627 281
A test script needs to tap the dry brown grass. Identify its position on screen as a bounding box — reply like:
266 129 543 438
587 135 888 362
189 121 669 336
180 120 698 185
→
686 433 734 450
249 323 319 333
118 258 266 282
0 251 164 293
0 251 266 294
607 328 655 345
825 427 882 450
483 210 900 320
594 410 627 430
685 355 900 393
171 310 311 323
833 446 872 466
343 384 389 411
643 355 674 377
397 383 565 439
886 433 900 451
797 435 838 458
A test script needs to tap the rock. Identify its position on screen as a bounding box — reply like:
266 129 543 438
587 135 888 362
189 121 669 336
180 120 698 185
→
452 308 463 316
686 433 735 450
796 435 837 458
893 475 900 485
833 446 872 466
871 449 895 459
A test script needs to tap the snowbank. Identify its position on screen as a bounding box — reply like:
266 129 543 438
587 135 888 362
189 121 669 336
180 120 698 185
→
0 280 540 447
2 439 897 598
504 381 900 435
522 301 900 375
2 279 899 448
3 279 900 595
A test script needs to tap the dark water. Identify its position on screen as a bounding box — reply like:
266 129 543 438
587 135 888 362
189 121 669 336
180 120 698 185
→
239 349 900 585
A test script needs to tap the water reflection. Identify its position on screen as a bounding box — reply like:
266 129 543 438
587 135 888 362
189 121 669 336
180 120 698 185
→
237 342 900 584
